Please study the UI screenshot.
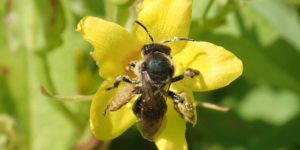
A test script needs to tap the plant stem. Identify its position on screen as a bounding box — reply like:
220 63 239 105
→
41 86 94 101
104 0 130 26
195 101 229 112
202 0 215 21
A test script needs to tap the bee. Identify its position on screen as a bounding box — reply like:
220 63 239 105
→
103 21 200 141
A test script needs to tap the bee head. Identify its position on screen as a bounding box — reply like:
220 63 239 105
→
141 43 171 57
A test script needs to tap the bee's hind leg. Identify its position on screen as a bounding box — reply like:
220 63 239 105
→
167 91 183 103
103 84 142 116
106 75 140 91
103 102 111 116
168 91 195 124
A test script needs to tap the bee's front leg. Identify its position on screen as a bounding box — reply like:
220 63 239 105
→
171 68 200 83
168 91 195 124
106 75 140 91
126 60 139 71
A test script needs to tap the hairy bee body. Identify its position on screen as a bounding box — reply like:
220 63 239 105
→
103 21 199 141
132 47 173 140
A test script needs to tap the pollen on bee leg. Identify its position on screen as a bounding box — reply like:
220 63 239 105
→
173 91 195 124
126 102 132 108
107 84 135 111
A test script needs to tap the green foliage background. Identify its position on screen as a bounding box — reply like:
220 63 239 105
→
1 0 300 150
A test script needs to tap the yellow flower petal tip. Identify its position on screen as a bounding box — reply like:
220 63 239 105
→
172 41 243 91
77 16 141 79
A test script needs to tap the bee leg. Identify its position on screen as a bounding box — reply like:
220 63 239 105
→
106 75 140 91
132 86 142 94
168 91 195 124
132 95 142 117
131 86 142 117
167 91 183 103
171 68 200 83
103 84 141 116
103 102 111 116
126 60 138 71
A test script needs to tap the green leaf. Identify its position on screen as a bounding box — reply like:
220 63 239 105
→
251 0 300 52
5 0 65 53
2 0 87 149
188 2 300 149
237 86 300 126
27 52 76 150
0 48 29 150
70 0 105 19
104 0 131 27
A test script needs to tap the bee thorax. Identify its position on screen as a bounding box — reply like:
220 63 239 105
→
144 53 174 81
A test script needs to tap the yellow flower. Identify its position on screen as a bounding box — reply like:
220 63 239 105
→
77 0 242 149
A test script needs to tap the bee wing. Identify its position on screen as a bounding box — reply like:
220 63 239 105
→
136 71 170 141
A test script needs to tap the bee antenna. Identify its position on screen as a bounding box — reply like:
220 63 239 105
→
162 37 194 44
135 21 154 42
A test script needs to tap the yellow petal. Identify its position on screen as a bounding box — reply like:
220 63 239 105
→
172 41 243 91
132 0 192 54
90 79 136 140
155 95 189 150
77 16 142 79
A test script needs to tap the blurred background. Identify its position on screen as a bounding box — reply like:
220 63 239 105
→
1 0 300 149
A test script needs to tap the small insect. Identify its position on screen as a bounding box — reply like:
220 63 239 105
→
103 21 200 141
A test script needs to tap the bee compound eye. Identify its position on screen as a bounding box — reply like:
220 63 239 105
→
142 45 151 56
141 62 148 71
144 45 150 51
